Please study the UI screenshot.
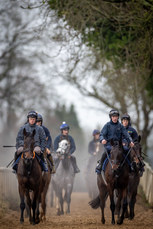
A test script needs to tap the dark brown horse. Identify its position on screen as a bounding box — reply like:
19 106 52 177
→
125 136 143 220
89 140 129 225
17 128 42 224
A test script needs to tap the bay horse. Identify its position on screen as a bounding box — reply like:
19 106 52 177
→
17 128 42 224
125 135 143 220
89 140 129 225
51 139 75 215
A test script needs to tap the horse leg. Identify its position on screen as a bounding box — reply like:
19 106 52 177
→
109 189 115 225
25 191 32 223
117 190 127 225
99 187 108 224
65 184 73 214
129 192 136 220
19 186 25 223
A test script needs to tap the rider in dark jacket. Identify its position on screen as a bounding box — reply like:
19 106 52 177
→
36 114 55 173
13 110 47 172
54 122 80 173
96 109 134 173
121 113 145 174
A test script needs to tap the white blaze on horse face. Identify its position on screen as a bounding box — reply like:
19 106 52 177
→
56 139 70 154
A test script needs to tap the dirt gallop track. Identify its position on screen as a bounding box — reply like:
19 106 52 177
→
0 192 152 229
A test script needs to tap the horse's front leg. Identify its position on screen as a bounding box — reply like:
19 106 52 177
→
109 188 115 225
19 185 25 223
99 185 108 224
129 192 136 220
25 190 32 223
117 189 127 225
65 183 73 214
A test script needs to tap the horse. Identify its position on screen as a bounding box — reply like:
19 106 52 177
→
89 140 130 225
51 139 75 215
125 136 143 220
85 142 102 199
17 128 42 224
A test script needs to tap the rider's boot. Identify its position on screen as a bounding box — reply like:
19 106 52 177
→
47 154 56 174
39 153 48 172
71 156 80 173
12 151 21 173
95 152 107 174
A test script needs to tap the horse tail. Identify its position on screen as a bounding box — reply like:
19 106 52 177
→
89 195 100 209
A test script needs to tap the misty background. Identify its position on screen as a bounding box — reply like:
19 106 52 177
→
0 0 153 192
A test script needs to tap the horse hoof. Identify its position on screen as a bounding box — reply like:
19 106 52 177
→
20 219 24 224
101 219 105 224
117 218 123 225
111 220 115 225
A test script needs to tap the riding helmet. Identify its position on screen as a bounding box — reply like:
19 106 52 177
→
60 122 70 130
37 113 43 124
93 129 100 136
109 109 119 118
27 110 37 119
121 113 131 122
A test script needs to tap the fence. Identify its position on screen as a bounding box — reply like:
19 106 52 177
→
140 162 153 205
0 167 19 203
0 163 153 206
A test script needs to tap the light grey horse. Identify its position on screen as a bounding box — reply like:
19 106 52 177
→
52 139 75 215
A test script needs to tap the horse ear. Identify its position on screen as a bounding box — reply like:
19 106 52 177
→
138 135 141 143
32 129 36 137
23 128 27 136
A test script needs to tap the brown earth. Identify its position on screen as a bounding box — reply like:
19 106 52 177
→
0 192 152 229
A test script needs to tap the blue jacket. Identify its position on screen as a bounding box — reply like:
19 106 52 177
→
100 120 132 148
16 123 46 153
123 125 138 146
41 125 53 150
54 134 76 154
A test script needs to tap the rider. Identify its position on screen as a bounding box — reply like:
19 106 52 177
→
121 113 145 174
87 129 103 172
88 129 102 156
13 110 47 172
95 109 134 173
36 113 55 174
54 122 80 173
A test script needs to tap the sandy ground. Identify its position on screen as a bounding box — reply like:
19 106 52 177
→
0 192 153 229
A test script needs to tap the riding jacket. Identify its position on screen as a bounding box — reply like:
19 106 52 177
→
41 125 53 150
54 134 76 154
99 120 132 152
122 124 138 151
16 123 46 153
88 139 103 155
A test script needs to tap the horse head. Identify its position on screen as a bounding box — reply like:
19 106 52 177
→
56 139 70 158
110 139 124 172
22 128 36 174
130 135 142 171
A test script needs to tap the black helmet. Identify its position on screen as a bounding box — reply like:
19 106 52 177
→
37 113 43 124
109 109 119 118
92 129 100 136
27 110 37 119
121 113 131 122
